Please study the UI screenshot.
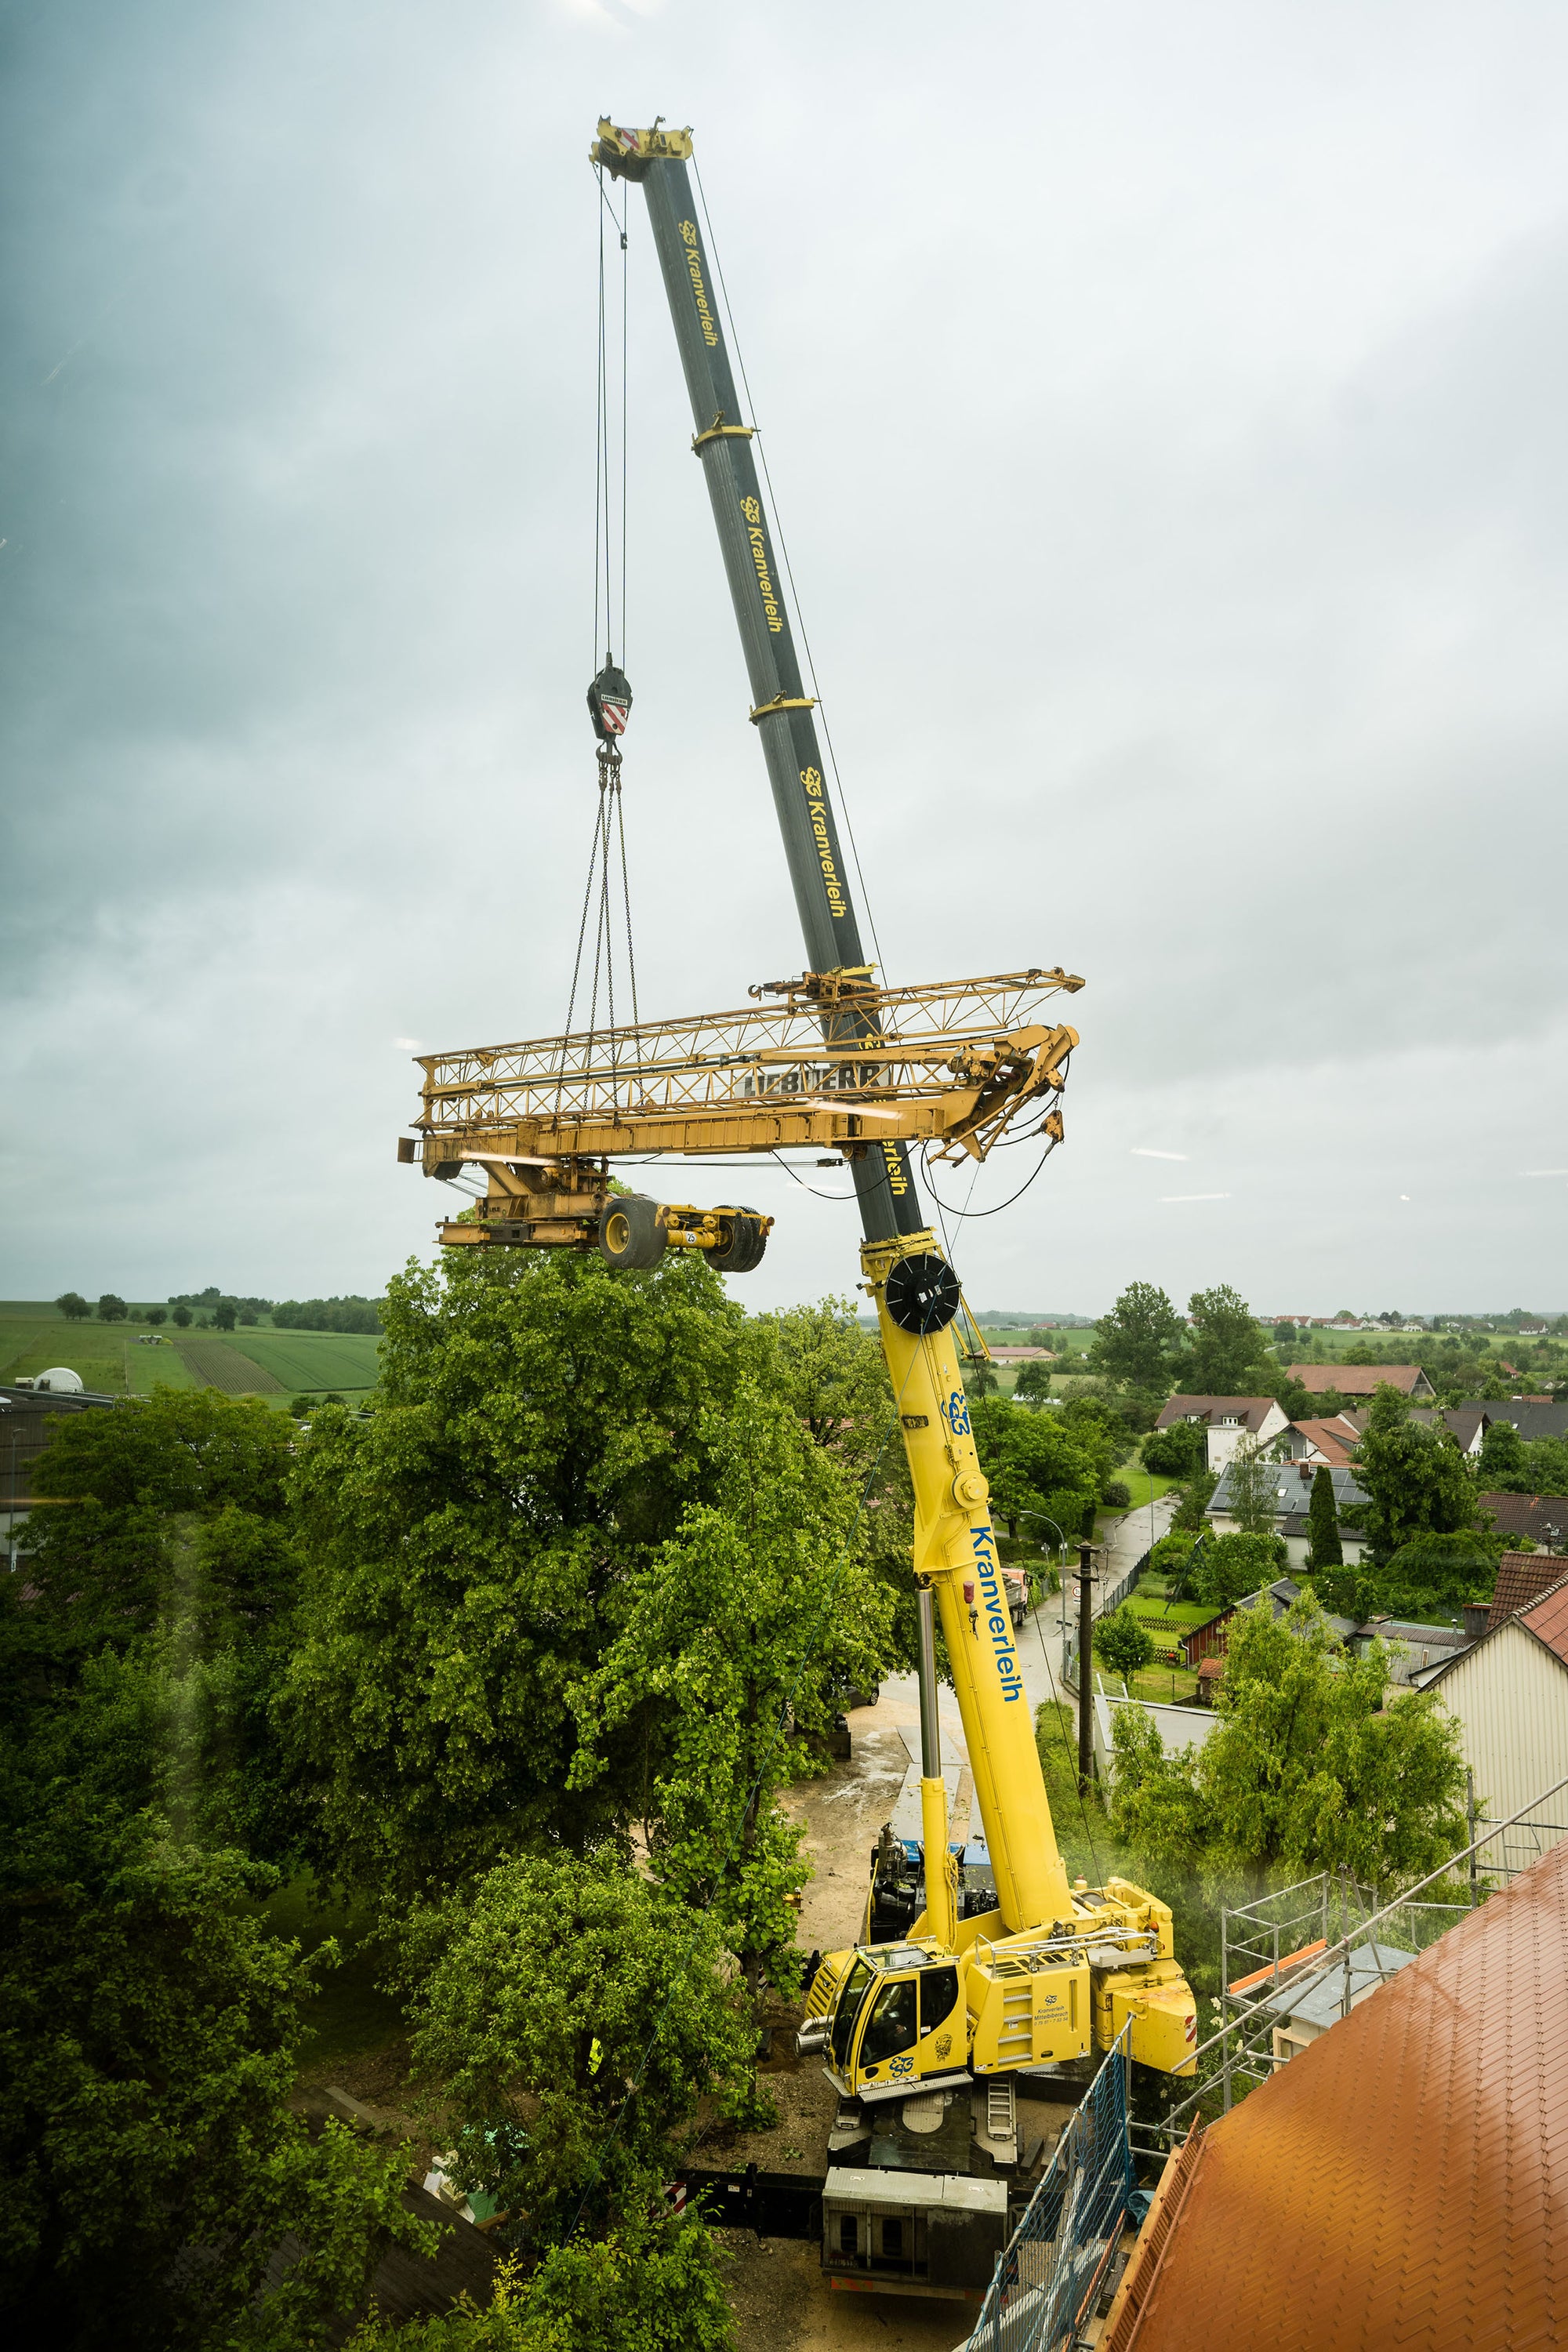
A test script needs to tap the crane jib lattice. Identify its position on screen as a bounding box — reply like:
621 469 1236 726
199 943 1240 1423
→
410 966 1082 1171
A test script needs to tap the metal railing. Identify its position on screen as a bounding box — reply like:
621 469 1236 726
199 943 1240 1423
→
1154 1771 1568 2144
962 2024 1142 2352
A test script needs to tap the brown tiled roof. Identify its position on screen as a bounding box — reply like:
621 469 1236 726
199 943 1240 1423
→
1287 1417 1359 1465
1288 1363 1432 1396
1106 1838 1568 2351
1488 1550 1568 1632
1153 1396 1278 1432
1478 1494 1568 1552
1516 1574 1568 1667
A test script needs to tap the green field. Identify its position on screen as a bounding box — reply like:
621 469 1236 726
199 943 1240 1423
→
220 1328 382 1392
0 1306 380 1402
0 1306 138 1396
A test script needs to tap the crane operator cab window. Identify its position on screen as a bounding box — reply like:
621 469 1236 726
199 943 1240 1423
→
859 1976 917 2070
829 1959 873 2074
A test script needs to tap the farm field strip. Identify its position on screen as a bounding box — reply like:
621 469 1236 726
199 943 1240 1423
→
220 1330 381 1391
173 1335 286 1395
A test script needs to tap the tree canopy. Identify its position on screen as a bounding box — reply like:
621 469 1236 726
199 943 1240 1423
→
1354 1385 1476 1562
1185 1284 1265 1395
1089 1282 1185 1393
1109 1589 1466 1892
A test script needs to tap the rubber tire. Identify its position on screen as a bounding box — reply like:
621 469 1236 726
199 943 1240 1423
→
710 1207 768 1274
597 1194 666 1271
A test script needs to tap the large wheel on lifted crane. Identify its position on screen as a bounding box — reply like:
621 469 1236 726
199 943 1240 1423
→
597 1195 666 1270
710 1207 768 1274
884 1251 961 1335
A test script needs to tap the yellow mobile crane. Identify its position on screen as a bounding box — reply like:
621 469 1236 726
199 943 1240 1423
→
403 115 1194 2286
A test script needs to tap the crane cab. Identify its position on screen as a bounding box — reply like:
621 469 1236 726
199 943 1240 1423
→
800 1943 971 2101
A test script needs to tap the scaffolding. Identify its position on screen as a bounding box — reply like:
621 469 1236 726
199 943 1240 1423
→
963 2020 1146 2352
1155 1772 1568 2148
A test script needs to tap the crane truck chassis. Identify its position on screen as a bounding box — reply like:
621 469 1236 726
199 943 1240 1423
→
407 118 1196 2301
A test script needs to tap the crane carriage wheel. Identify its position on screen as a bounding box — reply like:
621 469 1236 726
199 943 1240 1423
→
710 1207 768 1274
597 1195 666 1271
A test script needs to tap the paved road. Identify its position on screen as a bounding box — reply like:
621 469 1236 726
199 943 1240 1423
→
858 1498 1176 1797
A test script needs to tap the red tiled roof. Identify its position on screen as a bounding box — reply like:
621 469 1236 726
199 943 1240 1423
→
1518 1575 1568 1668
1488 1551 1568 1632
1108 1838 1568 2351
1287 1417 1359 1466
1288 1363 1432 1396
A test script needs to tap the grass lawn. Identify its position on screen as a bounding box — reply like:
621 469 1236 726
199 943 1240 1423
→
222 1328 382 1393
1123 1661 1202 1705
1127 1593 1218 1628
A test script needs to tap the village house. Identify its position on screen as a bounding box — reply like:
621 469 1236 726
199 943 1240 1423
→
1205 1459 1371 1570
1152 1394 1287 1471
1420 1570 1568 1872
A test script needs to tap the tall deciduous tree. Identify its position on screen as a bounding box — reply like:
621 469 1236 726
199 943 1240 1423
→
1355 1384 1475 1563
1089 1282 1185 1393
1476 1417 1530 1491
1306 1465 1343 1568
1109 1589 1465 1893
0 1826 423 2348
401 1851 755 2249
968 1398 1100 1540
568 1382 894 2002
282 1250 775 1903
96 1293 128 1323
1185 1284 1265 1395
54 1290 90 1322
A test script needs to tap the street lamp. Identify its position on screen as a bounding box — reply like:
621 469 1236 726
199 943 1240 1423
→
1010 1510 1072 1675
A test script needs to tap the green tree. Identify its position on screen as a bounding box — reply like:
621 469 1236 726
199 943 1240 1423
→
1089 1281 1185 1393
1306 1465 1342 1568
401 1852 755 2246
968 1399 1098 1539
213 1301 238 1331
144 1305 166 1327
568 1382 893 2004
963 1360 1000 1399
1109 1589 1466 1893
1186 1284 1265 1395
1189 1529 1285 1609
348 2224 735 2352
1477 1417 1530 1491
0 1822 423 2348
1171 1467 1218 1531
54 1290 91 1322
1381 1530 1497 1614
96 1292 128 1323
1224 1436 1279 1537
1094 1603 1155 1679
1013 1361 1053 1406
281 1250 764 1904
1523 1436 1568 1497
1272 1321 1298 1345
1355 1384 1475 1563
170 1303 192 1328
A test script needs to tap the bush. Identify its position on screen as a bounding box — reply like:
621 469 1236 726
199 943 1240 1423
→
1102 1480 1133 1511
1147 1531 1196 1579
1094 1603 1156 1679
1142 1421 1207 1478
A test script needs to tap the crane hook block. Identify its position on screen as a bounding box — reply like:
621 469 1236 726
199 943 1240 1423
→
587 659 632 745
884 1252 963 1336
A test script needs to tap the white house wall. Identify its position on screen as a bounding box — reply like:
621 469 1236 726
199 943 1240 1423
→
1434 1624 1568 1866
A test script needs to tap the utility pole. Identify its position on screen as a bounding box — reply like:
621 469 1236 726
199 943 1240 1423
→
1078 1541 1094 1795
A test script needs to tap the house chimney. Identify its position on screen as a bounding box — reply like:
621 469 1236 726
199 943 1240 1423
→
1461 1602 1490 1642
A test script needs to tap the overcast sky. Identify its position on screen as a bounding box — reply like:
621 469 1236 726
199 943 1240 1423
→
3 0 1566 1318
